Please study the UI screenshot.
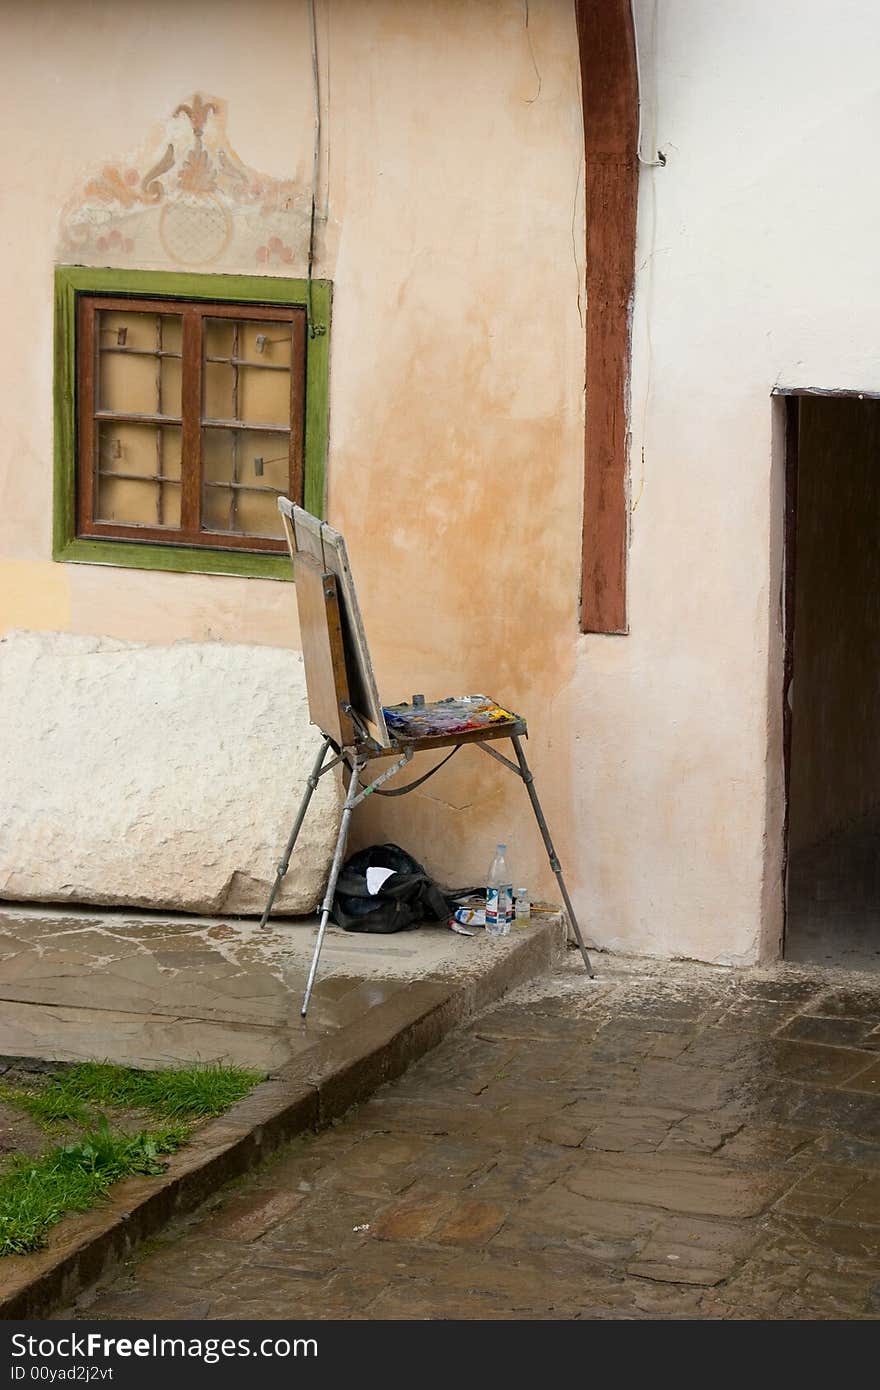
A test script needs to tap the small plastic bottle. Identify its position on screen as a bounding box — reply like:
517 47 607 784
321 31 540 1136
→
514 887 531 925
486 844 512 936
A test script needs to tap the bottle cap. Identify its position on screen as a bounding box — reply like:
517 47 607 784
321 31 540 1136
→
516 887 527 895
496 843 506 852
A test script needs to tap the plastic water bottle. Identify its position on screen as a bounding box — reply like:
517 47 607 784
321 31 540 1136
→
514 887 531 925
486 844 512 936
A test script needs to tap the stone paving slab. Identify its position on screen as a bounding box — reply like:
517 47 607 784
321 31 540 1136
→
0 904 558 1070
60 953 880 1320
0 903 565 1317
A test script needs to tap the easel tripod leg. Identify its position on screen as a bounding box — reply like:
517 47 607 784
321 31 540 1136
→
259 735 332 930
511 735 594 976
301 753 363 1018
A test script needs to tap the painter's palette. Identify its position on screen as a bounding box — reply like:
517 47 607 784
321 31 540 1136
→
382 695 525 742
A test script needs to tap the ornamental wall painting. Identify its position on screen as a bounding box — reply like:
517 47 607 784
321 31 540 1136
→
59 95 313 273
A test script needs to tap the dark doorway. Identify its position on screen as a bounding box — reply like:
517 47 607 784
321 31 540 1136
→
784 393 880 967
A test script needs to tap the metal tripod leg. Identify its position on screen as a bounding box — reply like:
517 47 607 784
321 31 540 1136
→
259 735 332 930
511 734 594 976
301 750 364 1018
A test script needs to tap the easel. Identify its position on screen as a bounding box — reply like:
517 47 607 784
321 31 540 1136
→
260 501 594 1017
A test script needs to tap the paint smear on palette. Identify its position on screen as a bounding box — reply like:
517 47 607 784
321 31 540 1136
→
381 695 521 738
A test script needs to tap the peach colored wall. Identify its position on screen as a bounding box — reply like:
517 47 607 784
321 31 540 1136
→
0 0 585 916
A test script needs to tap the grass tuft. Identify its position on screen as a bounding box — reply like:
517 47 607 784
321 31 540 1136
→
0 1083 88 1127
0 1061 263 1257
0 1119 188 1256
0 1061 262 1130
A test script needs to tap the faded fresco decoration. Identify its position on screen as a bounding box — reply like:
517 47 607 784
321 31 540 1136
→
59 94 311 272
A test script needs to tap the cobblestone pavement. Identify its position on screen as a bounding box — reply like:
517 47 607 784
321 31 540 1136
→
68 954 880 1320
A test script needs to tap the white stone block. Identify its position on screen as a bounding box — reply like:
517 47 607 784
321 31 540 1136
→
0 631 341 915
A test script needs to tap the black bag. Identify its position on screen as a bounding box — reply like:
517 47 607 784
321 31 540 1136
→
331 843 452 934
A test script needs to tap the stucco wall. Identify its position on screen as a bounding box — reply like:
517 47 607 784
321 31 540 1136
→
5 0 876 963
590 0 880 962
0 0 586 916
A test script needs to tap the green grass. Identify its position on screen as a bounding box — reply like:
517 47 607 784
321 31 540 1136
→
0 1118 188 1256
0 1061 262 1129
0 1061 263 1257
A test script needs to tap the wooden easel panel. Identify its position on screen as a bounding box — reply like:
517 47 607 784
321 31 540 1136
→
281 501 390 747
293 552 355 747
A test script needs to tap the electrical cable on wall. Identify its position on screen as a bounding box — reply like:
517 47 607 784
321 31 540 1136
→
523 1 542 104
306 0 322 338
630 0 665 168
322 0 332 221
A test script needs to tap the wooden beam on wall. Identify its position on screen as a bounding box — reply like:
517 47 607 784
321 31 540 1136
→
575 0 639 634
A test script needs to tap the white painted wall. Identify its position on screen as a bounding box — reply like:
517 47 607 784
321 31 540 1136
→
572 0 880 963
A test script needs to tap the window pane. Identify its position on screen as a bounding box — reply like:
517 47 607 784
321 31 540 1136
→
160 356 182 414
204 318 234 358
202 317 291 427
233 489 282 539
201 426 287 539
204 360 235 420
96 421 182 527
97 310 182 418
161 317 182 354
100 349 157 417
239 364 289 426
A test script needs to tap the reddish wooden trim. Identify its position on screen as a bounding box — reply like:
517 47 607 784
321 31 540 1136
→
575 0 639 634
76 518 286 552
79 295 186 317
76 297 97 535
186 302 296 322
74 294 304 550
82 296 295 322
180 307 202 532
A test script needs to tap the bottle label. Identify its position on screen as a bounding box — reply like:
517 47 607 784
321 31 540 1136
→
486 886 500 927
486 885 512 934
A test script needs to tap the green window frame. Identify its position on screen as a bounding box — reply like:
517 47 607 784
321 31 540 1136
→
53 267 331 580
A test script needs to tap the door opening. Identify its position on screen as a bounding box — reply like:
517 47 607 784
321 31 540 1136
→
784 392 880 968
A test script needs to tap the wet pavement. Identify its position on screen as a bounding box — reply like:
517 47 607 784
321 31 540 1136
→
66 954 880 1320
0 904 553 1071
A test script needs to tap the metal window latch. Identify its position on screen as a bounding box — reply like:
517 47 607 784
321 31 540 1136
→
255 333 292 353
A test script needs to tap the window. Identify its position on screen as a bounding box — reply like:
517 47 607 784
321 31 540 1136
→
54 268 330 579
79 298 304 551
